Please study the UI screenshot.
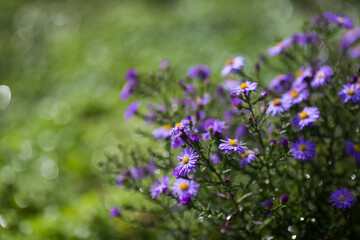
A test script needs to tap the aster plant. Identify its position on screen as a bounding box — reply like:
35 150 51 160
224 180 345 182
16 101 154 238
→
100 12 360 239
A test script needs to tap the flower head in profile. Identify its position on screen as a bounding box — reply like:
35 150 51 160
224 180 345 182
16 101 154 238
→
187 65 212 83
219 137 247 154
149 176 171 199
290 138 316 161
268 73 293 92
230 81 258 96
169 119 190 136
347 44 360 59
338 84 360 103
262 199 274 208
323 12 354 29
124 101 141 120
201 119 228 140
266 97 291 116
330 188 355 211
153 125 172 139
283 83 310 106
109 207 121 217
171 178 200 197
311 65 334 88
120 69 138 100
268 38 293 56
341 27 360 50
170 133 186 149
345 140 360 162
239 149 256 168
221 56 245 77
129 167 145 181
292 107 320 129
173 148 199 178
178 192 192 205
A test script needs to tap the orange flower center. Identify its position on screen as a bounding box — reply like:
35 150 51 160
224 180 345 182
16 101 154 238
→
182 157 189 164
338 195 346 202
337 17 345 24
241 150 249 158
299 111 308 119
290 91 299 98
163 125 172 130
354 144 360 153
240 83 248 89
273 98 281 106
347 89 355 95
296 70 303 78
299 144 307 151
226 58 234 65
180 183 188 191
229 140 238 146
175 123 182 127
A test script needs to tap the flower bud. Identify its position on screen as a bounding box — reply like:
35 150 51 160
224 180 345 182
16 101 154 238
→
261 91 267 99
270 139 277 146
248 116 253 123
280 138 288 147
281 195 289 204
286 123 292 128
224 178 230 185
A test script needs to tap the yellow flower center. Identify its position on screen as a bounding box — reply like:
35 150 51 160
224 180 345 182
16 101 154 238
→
337 17 345 24
299 111 308 119
347 89 355 95
229 140 238 146
240 83 248 89
182 157 189 164
163 125 172 130
273 98 281 106
296 70 303 78
338 195 346 202
175 123 182 127
299 144 307 151
241 150 249 158
317 74 324 79
354 144 360 153
290 91 299 99
180 183 188 191
226 58 234 65
275 42 282 47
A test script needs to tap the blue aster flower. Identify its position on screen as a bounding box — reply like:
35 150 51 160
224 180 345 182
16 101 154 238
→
311 66 334 88
219 137 247 154
149 176 171 199
221 56 245 77
173 148 199 178
324 12 354 29
239 149 256 168
290 138 316 161
171 178 200 197
338 84 360 103
330 188 355 211
292 107 320 129
266 97 291 116
230 81 258 96
345 140 360 162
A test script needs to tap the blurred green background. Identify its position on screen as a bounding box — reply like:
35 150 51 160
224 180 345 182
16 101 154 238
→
0 0 359 239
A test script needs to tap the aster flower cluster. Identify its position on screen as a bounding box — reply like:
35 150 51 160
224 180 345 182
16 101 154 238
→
102 11 360 239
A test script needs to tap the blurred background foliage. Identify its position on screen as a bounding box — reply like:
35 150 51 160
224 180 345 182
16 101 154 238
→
0 0 359 239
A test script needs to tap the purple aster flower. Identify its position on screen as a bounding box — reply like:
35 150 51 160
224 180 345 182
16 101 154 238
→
293 66 313 87
262 199 274 208
311 14 326 27
292 107 320 129
323 12 354 29
221 56 245 77
210 153 221 164
116 169 129 187
311 66 334 88
201 119 228 140
268 38 293 56
338 84 360 103
169 119 190 136
266 97 291 116
345 140 360 162
120 82 136 100
149 176 171 199
281 195 289 204
171 178 200 197
236 124 248 137
221 78 241 91
153 125 172 139
173 148 199 178
179 80 195 94
341 27 360 50
159 60 170 69
230 81 258 96
196 94 211 107
293 33 309 46
239 149 256 168
268 73 293 92
125 69 138 82
347 44 360 59
231 98 243 108
178 192 192 205
219 137 247 154
290 138 317 161
283 83 310 106
124 101 141 120
187 65 212 83
171 132 186 149
330 188 355 211
109 207 121 217
281 138 288 147
129 167 145 181
146 159 155 175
